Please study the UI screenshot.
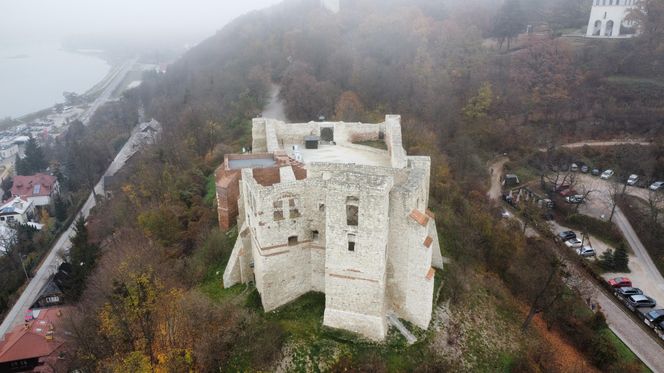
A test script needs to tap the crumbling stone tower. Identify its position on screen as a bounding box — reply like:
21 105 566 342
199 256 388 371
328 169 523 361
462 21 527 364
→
221 115 443 340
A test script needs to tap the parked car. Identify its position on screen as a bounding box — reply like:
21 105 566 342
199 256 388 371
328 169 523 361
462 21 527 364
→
591 168 601 176
601 169 615 180
570 163 579 172
644 309 664 328
650 181 664 191
577 246 596 257
627 174 639 186
539 198 554 209
608 277 632 288
581 165 589 173
558 231 577 242
564 238 583 248
565 195 585 204
625 294 657 309
615 287 643 298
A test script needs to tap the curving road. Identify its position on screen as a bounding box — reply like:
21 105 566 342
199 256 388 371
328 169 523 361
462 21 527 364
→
79 58 137 125
489 159 664 372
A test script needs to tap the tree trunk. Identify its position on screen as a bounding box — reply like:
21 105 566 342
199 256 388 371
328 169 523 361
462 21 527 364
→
522 263 557 331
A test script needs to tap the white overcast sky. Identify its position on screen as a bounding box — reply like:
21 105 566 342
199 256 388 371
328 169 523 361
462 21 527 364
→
0 0 283 45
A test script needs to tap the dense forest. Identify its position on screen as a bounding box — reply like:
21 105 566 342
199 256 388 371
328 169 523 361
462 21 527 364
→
59 0 664 371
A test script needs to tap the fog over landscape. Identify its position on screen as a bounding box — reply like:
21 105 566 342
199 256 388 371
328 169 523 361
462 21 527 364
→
1 0 664 371
0 0 282 118
1 0 283 45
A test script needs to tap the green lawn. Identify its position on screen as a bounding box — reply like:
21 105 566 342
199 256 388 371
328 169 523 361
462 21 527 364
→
600 328 652 373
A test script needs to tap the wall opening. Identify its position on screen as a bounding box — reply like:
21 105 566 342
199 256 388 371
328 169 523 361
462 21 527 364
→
346 196 359 226
592 20 602 36
288 236 298 246
312 230 319 240
605 20 614 36
319 203 325 212
321 127 334 142
348 234 356 252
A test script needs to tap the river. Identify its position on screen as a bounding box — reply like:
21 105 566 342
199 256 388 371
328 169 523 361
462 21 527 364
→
0 42 110 119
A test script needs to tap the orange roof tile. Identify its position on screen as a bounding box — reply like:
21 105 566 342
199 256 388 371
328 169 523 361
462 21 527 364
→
425 209 436 219
426 267 436 281
409 209 430 226
424 236 433 248
0 307 67 363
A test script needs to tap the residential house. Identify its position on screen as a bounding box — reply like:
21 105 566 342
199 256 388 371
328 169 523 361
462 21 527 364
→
11 174 59 207
0 197 35 226
0 307 69 372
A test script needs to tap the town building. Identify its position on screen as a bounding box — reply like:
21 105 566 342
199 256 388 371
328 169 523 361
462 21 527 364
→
220 115 443 340
0 197 35 226
0 307 69 372
11 174 60 207
586 0 639 38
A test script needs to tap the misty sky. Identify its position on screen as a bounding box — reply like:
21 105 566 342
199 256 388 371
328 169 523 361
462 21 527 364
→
0 0 283 45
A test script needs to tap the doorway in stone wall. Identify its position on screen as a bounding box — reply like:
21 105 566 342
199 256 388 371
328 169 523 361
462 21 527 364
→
321 127 334 142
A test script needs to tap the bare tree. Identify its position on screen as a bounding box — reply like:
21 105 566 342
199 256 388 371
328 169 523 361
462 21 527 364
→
607 179 627 222
522 256 570 331
647 189 664 225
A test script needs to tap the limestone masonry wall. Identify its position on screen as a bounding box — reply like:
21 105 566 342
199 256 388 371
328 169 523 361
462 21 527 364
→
222 115 443 341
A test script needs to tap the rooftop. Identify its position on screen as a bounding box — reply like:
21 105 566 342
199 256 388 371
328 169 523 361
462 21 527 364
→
229 157 277 170
0 307 67 363
291 144 391 168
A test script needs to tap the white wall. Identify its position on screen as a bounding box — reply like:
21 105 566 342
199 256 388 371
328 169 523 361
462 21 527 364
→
586 3 636 38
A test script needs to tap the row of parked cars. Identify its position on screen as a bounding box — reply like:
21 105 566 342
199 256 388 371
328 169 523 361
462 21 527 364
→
558 231 596 257
569 162 664 191
607 277 664 339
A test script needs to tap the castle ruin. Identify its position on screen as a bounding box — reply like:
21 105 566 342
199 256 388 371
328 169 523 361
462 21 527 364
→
219 115 443 340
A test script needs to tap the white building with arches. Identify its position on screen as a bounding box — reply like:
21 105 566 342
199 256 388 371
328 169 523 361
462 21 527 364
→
586 0 639 38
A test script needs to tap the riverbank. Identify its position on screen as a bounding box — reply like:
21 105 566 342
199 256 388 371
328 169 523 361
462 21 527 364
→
0 43 111 120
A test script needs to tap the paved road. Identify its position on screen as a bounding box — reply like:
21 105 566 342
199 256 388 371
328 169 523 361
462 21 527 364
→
538 139 652 152
261 84 287 121
490 161 664 372
573 174 664 298
0 120 160 340
79 58 137 125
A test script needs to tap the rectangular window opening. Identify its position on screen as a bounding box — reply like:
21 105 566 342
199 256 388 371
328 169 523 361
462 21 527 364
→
312 230 319 240
288 236 298 246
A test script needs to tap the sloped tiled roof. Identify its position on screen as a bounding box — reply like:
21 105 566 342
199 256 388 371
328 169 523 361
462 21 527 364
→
0 307 66 363
11 174 57 198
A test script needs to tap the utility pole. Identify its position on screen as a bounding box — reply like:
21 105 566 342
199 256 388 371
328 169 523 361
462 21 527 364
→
20 254 29 281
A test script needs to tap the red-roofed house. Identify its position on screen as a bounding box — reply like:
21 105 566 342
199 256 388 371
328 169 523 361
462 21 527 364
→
0 307 69 372
10 174 60 207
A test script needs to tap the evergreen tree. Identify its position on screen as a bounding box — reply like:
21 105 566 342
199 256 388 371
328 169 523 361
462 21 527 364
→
65 216 100 300
599 249 615 271
613 243 629 272
15 136 47 176
53 195 68 222
14 155 25 176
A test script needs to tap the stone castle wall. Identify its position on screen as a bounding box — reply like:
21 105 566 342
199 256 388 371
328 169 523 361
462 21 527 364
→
223 116 442 341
